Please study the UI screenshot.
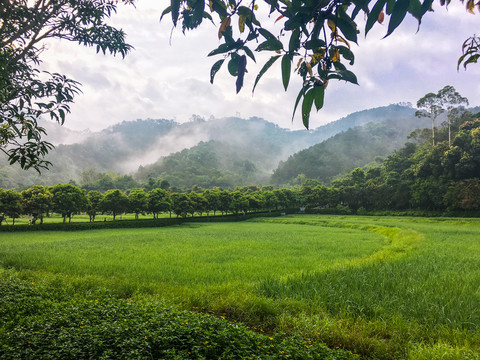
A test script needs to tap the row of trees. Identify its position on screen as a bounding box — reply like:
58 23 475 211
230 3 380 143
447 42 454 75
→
0 185 303 225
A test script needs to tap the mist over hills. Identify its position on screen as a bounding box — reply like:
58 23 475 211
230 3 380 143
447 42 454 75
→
271 117 430 185
0 104 419 189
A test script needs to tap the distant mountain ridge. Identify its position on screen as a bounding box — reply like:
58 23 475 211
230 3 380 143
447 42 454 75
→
271 116 430 185
0 104 419 189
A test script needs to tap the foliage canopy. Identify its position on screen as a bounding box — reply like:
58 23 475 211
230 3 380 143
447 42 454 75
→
163 0 477 128
0 0 132 171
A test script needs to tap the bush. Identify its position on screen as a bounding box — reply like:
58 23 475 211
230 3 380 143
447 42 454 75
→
0 270 358 360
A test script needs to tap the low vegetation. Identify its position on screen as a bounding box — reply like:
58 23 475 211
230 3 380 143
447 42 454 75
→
1 215 479 359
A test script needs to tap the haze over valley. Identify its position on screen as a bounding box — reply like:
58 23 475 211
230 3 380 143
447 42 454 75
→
0 103 438 190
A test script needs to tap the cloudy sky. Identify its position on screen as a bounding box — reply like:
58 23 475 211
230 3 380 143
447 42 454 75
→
42 0 480 132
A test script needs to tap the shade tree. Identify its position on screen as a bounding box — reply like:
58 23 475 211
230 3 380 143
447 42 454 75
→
100 189 129 221
21 185 53 224
0 189 23 225
189 192 209 216
86 190 104 222
171 193 194 218
50 183 88 223
128 189 148 220
203 189 221 215
229 190 249 215
147 188 172 219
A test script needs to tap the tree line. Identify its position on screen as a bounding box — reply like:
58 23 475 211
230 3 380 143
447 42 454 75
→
2 109 479 227
0 185 303 225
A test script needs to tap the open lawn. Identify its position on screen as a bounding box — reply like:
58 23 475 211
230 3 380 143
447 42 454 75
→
0 215 479 359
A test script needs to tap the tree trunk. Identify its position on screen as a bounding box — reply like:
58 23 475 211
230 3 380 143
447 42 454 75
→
431 116 435 146
448 120 451 146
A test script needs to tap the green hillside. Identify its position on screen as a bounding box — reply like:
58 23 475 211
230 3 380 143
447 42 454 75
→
0 104 419 189
271 116 429 185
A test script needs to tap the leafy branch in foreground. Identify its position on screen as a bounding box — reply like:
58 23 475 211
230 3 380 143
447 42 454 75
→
0 0 133 171
162 0 477 129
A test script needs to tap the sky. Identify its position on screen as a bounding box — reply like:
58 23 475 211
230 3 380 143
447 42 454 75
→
41 0 480 132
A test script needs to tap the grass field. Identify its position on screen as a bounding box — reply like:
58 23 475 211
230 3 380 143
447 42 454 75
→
0 215 479 359
7 212 171 225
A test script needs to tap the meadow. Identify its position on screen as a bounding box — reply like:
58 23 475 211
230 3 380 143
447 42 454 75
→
0 215 479 359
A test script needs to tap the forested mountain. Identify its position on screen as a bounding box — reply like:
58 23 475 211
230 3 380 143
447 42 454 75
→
0 104 418 189
271 115 430 185
134 140 269 189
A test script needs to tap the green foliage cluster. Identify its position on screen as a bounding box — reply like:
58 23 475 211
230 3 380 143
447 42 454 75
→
163 0 478 129
0 270 357 360
0 1 132 170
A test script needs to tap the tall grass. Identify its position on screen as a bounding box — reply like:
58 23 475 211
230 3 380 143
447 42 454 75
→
0 215 479 359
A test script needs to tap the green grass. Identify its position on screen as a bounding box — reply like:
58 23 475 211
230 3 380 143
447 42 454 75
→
1 215 479 359
0 270 358 360
7 212 172 225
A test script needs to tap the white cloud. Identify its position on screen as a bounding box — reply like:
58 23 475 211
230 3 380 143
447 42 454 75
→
39 0 480 133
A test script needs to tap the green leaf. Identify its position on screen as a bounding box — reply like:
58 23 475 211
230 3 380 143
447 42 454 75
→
385 0 410 38
236 55 247 93
302 88 315 129
365 0 386 35
228 53 240 76
305 39 326 50
243 46 256 62
208 41 241 56
313 86 325 111
289 29 301 53
203 11 213 23
256 39 283 51
171 0 181 27
281 55 291 91
386 0 396 14
336 17 358 43
253 55 281 93
352 0 370 19
247 31 259 41
333 62 347 70
337 46 355 65
210 59 225 84
210 0 228 18
258 28 277 41
160 6 172 21
328 70 359 84
335 8 359 43
292 87 304 122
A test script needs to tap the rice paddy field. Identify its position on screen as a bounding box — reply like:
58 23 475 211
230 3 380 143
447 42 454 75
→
0 215 479 359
